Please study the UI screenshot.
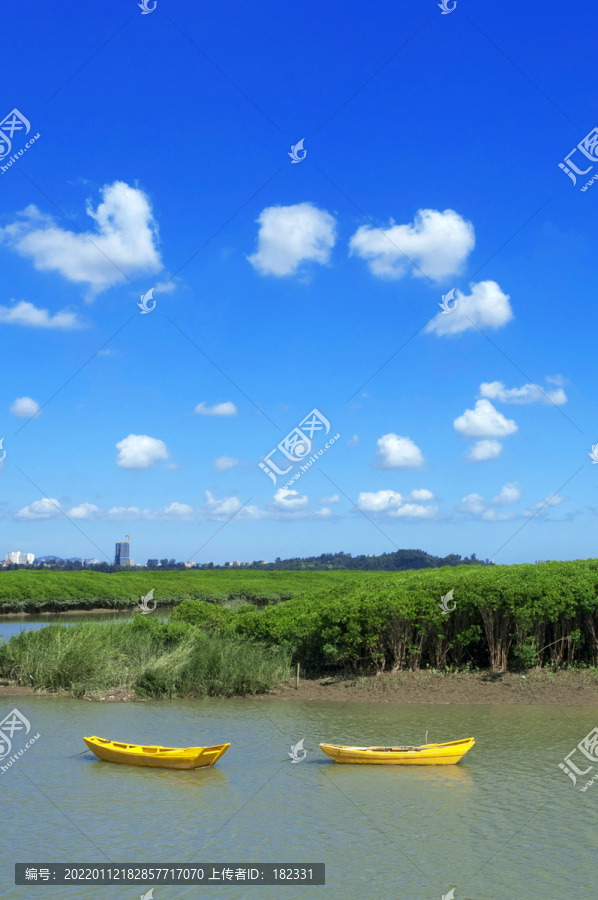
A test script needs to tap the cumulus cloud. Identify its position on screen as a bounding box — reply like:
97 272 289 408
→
479 379 567 405
454 399 518 439
272 488 309 511
10 396 40 417
0 300 86 329
466 439 503 462
116 434 169 469
214 455 239 471
357 490 403 512
349 208 474 281
69 502 101 520
204 491 244 517
376 433 424 469
15 498 62 520
356 488 437 518
194 401 237 417
248 202 337 276
0 182 162 296
459 482 522 520
525 493 566 514
425 281 513 337
318 494 340 504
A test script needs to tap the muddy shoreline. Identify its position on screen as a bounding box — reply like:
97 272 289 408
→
2 670 598 705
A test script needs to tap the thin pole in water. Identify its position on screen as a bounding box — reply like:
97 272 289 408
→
296 663 300 690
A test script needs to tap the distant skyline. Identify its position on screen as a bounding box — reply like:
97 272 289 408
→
2 1 598 566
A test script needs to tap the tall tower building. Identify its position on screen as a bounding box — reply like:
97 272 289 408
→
114 542 130 566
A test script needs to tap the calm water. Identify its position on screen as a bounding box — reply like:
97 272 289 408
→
1 695 596 899
0 611 168 641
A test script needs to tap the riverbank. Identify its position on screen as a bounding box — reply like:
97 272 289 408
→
3 669 598 705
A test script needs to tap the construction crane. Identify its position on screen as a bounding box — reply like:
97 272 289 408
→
125 533 141 543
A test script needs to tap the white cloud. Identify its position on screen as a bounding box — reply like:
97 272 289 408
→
0 182 162 296
248 203 337 276
454 399 518 439
492 482 522 505
525 493 566 514
10 396 40 418
357 490 403 512
318 494 340 504
459 482 523 520
408 488 435 501
116 434 169 470
204 491 243 517
390 503 439 519
0 300 86 330
467 439 503 462
376 433 424 469
214 455 239 471
160 502 194 518
425 281 513 337
106 506 145 521
349 208 474 280
479 379 567 405
69 502 101 520
15 498 62 520
347 434 359 447
272 488 309 511
194 401 237 417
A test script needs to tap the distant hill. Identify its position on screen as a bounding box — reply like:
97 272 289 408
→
258 550 490 571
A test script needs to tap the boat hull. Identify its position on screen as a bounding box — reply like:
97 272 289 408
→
83 736 230 769
319 738 474 765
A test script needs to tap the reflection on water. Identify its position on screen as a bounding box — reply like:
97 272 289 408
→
1 696 596 899
0 611 169 641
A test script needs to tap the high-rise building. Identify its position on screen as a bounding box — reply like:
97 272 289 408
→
114 542 130 566
5 551 34 565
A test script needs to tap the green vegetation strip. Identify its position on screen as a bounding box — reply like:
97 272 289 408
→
0 569 376 613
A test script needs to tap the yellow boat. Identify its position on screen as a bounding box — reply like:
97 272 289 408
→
83 736 230 770
319 737 474 765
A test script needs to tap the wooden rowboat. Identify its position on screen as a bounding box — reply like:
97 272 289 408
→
319 737 474 765
83 736 230 770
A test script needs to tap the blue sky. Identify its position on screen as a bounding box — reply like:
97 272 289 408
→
1 0 597 565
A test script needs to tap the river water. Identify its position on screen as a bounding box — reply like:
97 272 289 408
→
0 611 167 641
1 689 597 900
